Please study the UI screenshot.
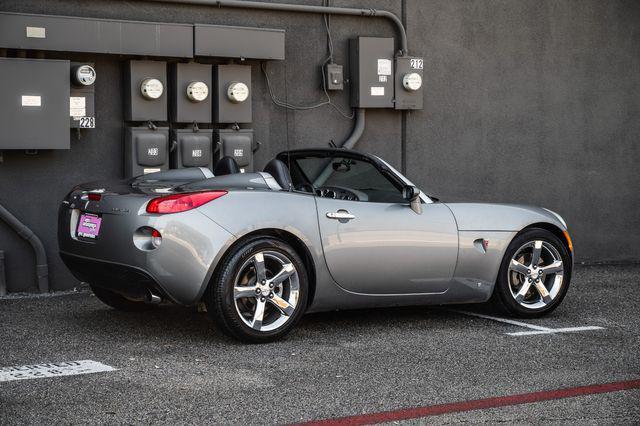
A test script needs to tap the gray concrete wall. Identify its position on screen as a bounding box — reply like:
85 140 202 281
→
0 0 638 293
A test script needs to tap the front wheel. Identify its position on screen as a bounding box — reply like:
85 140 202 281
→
493 228 571 318
205 237 308 343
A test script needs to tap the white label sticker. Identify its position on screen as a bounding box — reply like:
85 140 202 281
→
192 149 203 158
410 58 424 70
378 75 388 83
70 96 86 118
143 168 161 174
26 26 46 38
370 86 385 96
0 360 115 383
233 148 244 157
147 147 159 156
21 95 41 107
377 59 392 76
78 117 95 128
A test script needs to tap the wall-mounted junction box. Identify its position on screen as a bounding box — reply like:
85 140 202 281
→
171 63 212 124
0 57 69 150
325 63 344 91
194 24 285 60
69 62 96 128
124 127 169 178
124 60 167 122
214 65 252 124
349 37 395 108
171 129 214 170
394 56 424 110
214 129 254 172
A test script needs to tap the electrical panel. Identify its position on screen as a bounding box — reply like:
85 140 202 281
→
214 129 254 172
124 60 167 122
171 129 213 169
0 57 70 150
69 62 96 128
214 65 252 124
124 127 169 178
171 63 212 124
394 56 424 110
349 37 395 108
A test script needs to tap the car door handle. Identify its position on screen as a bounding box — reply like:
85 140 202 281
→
326 211 356 220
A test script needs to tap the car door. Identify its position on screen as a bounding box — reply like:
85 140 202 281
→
316 197 458 294
297 153 458 295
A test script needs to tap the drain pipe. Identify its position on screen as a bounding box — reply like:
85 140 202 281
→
0 202 49 293
146 0 408 55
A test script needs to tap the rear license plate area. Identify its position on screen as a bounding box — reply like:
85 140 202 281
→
76 213 102 240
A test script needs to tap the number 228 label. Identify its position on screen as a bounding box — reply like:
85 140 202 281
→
78 117 95 128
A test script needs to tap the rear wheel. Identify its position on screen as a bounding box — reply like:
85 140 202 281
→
493 228 571 318
205 237 308 343
90 284 154 312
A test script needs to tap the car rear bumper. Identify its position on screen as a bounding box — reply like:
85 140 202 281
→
58 202 236 305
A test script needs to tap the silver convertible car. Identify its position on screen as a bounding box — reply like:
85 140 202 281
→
59 148 573 342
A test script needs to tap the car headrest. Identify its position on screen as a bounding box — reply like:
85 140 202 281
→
263 159 292 191
213 156 241 176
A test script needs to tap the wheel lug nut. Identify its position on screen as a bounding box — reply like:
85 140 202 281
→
528 278 532 282
527 269 531 274
261 279 266 284
260 297 266 302
269 292 274 298
256 288 261 294
269 283 274 288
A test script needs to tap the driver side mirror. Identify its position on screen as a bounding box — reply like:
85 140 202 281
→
403 185 423 215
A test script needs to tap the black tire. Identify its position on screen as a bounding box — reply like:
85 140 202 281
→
90 284 155 312
205 237 308 343
492 228 572 318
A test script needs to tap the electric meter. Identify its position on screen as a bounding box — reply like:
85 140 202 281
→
227 82 249 103
140 78 164 100
402 73 423 92
186 81 209 102
72 64 97 86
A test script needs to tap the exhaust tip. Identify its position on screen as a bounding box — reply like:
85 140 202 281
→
145 290 162 305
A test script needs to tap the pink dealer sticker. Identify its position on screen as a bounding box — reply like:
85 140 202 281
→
77 213 102 239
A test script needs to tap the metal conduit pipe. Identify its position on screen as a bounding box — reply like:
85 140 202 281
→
145 0 408 55
0 202 49 293
342 108 366 149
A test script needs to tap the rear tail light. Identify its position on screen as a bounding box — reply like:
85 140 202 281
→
88 193 102 201
146 191 227 214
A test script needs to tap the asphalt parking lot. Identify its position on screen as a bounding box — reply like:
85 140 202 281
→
1 264 639 425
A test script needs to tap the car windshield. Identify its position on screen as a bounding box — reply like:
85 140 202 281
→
291 155 404 203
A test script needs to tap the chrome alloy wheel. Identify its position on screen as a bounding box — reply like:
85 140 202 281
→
233 250 300 332
508 240 564 309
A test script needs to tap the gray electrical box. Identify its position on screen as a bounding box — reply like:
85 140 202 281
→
349 37 395 108
171 63 212 124
171 129 213 170
0 57 69 150
194 24 285 60
69 62 96 128
0 12 193 58
124 127 169 178
214 65 252 124
325 63 344 91
394 56 424 110
124 60 167 122
214 129 254 172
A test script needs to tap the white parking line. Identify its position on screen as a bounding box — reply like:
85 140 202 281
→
506 326 605 336
449 310 604 336
0 360 116 383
